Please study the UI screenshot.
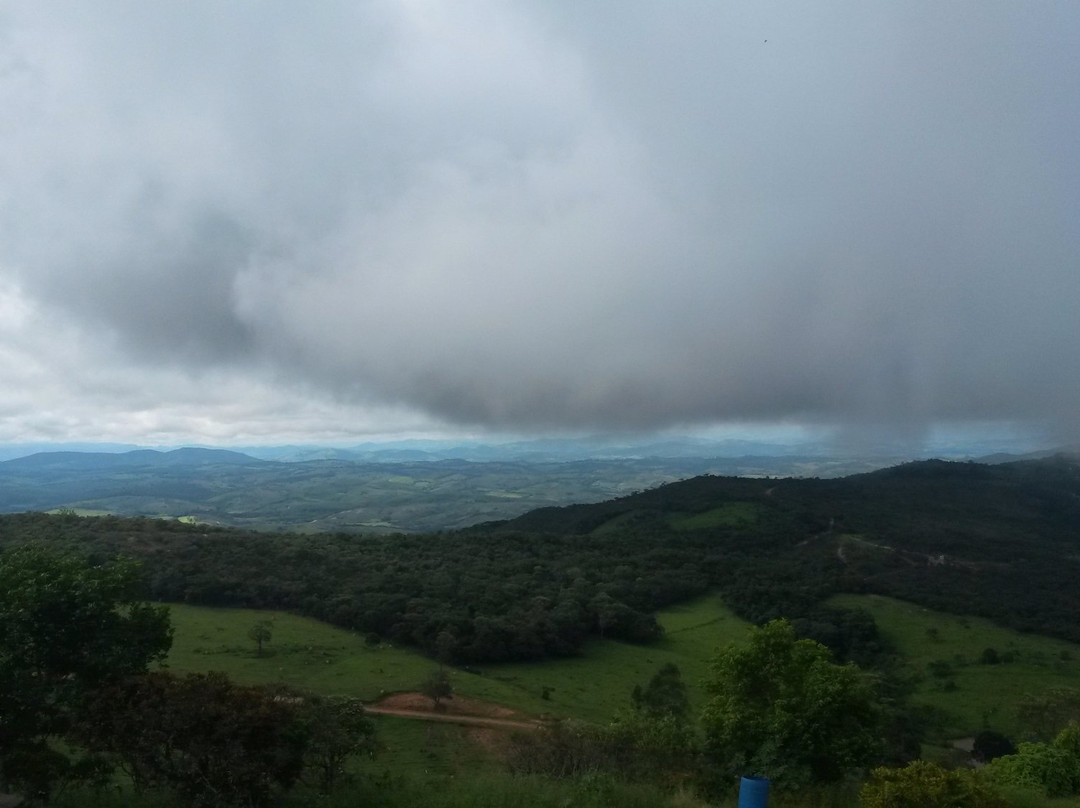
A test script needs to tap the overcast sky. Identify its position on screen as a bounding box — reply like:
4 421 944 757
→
0 2 1077 448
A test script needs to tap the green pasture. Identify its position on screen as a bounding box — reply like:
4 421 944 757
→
158 592 1080 738
164 593 751 723
668 501 759 531
830 594 1080 737
470 593 750 722
166 604 436 701
46 507 113 517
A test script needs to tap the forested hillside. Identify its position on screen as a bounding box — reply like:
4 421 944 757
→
2 456 1078 665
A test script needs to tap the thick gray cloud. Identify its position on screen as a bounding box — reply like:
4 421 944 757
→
1 1 1078 442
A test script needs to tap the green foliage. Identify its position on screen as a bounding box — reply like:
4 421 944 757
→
985 722 1080 797
701 619 883 790
0 544 172 799
75 671 308 808
859 760 1006 808
6 453 1080 670
298 695 378 794
0 512 683 663
630 663 690 721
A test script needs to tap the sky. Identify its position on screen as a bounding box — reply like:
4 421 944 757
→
0 2 1077 449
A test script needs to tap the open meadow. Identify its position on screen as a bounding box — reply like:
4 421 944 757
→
168 591 1080 739
165 592 750 723
45 590 1080 808
830 593 1080 738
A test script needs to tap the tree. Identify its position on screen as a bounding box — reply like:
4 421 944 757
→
248 620 273 658
299 696 378 794
0 544 172 800
76 672 307 807
420 669 453 708
630 663 689 722
701 619 883 790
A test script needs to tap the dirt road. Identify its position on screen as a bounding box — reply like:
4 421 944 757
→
365 691 545 731
364 705 541 730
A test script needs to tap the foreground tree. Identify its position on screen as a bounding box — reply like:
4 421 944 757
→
701 619 883 790
0 544 172 800
300 696 378 794
985 721 1080 798
76 672 307 808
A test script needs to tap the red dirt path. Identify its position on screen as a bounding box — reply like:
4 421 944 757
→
366 691 544 731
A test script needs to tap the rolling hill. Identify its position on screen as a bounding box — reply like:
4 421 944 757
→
2 454 1078 662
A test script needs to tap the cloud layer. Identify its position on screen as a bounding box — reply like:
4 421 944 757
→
1 2 1078 441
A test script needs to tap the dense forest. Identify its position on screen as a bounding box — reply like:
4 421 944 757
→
2 455 1078 664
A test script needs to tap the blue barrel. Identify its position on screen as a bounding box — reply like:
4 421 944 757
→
737 775 769 808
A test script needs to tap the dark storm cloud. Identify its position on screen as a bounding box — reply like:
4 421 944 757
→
1 1 1078 436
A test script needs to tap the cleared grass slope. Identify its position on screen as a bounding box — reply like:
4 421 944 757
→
830 593 1080 737
165 593 750 723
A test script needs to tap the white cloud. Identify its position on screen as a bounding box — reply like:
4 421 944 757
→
0 1 1078 444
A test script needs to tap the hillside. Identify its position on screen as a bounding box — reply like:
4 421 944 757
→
489 455 1080 641
2 455 1079 663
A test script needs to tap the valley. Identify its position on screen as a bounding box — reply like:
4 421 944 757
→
4 453 1080 806
0 446 917 533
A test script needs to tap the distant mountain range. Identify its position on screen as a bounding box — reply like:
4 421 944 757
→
0 447 258 470
0 441 1069 533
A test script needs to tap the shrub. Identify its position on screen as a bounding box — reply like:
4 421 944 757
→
860 760 1006 808
985 723 1080 797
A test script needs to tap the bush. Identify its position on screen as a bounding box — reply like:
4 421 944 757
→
860 760 1006 808
985 721 1080 797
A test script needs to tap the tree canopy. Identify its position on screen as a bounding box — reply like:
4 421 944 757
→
0 544 172 799
701 619 883 789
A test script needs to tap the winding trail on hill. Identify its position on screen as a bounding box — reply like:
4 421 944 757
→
364 691 545 732
364 705 542 731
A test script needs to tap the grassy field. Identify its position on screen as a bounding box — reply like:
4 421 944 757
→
830 593 1080 737
668 501 759 531
165 591 1080 738
471 593 749 722
60 594 1080 808
165 593 751 723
